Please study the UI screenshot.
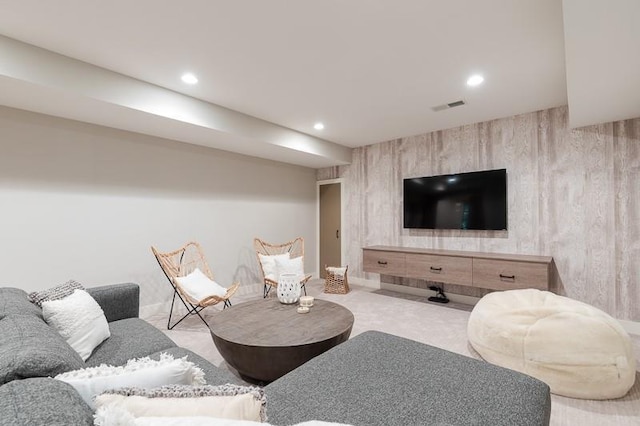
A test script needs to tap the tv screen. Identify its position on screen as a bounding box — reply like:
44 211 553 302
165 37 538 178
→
403 169 507 230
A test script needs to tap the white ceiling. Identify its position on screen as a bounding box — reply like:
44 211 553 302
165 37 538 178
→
0 0 637 168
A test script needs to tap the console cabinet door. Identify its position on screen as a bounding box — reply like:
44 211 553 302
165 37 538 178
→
473 259 549 290
405 254 472 286
363 250 406 276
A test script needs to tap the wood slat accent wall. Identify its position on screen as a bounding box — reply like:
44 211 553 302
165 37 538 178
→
318 106 640 321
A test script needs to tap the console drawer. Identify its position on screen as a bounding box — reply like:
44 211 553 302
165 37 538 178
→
405 253 472 286
363 250 406 276
472 259 549 290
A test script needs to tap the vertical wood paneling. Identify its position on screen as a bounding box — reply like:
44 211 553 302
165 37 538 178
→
614 119 640 320
323 106 640 320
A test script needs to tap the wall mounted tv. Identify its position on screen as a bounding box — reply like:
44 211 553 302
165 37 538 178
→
403 169 507 230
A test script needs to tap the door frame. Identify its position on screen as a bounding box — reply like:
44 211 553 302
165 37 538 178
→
316 178 345 276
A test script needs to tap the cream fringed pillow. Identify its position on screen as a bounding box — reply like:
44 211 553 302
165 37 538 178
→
133 421 353 426
55 354 206 408
97 414 352 426
93 384 267 425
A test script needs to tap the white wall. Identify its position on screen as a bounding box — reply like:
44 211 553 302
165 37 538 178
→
0 106 318 308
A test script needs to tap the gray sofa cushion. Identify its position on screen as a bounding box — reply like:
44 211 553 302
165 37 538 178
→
0 377 93 426
0 288 43 320
266 330 551 426
0 315 84 385
85 318 176 367
149 347 242 385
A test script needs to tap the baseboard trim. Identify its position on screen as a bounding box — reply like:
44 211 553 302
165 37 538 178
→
139 302 170 320
348 276 381 289
236 283 262 296
619 319 640 336
374 284 640 332
139 283 263 319
139 279 640 336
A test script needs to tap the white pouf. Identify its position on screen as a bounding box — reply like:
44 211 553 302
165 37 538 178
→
467 289 636 400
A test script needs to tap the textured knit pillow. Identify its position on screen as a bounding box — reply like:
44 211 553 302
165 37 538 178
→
42 289 110 361
94 384 266 424
28 279 85 307
56 353 206 408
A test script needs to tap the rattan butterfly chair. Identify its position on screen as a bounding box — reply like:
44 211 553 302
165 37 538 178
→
254 237 311 298
151 241 240 330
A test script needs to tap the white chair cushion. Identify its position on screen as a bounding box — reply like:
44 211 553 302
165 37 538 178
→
174 268 227 300
275 256 305 281
467 289 636 400
258 253 290 282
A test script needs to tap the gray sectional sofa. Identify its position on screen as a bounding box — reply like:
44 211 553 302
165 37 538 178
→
0 283 551 425
0 283 239 426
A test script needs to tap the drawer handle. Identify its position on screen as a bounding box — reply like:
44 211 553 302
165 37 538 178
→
377 261 388 265
430 267 442 272
499 274 516 280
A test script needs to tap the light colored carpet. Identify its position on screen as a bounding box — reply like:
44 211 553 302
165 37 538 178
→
144 280 640 426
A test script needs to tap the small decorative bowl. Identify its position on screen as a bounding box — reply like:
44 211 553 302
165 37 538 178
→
297 306 310 314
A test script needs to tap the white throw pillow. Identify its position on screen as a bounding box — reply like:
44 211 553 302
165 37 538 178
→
55 353 206 408
42 289 110 361
258 253 290 281
274 256 305 280
174 268 227 301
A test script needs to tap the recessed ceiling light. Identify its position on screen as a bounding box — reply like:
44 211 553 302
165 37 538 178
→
314 122 325 130
181 73 198 85
466 74 484 87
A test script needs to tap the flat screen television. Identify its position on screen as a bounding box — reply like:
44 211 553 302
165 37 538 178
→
403 169 507 230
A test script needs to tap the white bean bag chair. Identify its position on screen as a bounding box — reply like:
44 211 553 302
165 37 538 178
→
467 289 636 400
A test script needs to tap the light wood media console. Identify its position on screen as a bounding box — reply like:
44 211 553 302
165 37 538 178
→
363 246 553 291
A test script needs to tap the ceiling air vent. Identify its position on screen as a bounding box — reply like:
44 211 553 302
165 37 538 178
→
431 100 466 112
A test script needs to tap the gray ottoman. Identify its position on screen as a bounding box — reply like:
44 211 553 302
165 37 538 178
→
265 331 551 426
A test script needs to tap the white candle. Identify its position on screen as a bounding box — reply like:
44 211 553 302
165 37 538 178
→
300 296 314 307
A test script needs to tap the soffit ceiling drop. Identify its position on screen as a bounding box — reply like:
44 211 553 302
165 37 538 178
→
0 1 637 168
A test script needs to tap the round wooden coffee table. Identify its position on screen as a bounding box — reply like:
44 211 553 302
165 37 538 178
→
209 298 354 383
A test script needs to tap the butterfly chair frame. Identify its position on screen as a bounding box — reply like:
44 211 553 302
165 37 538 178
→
254 237 311 298
151 242 240 330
